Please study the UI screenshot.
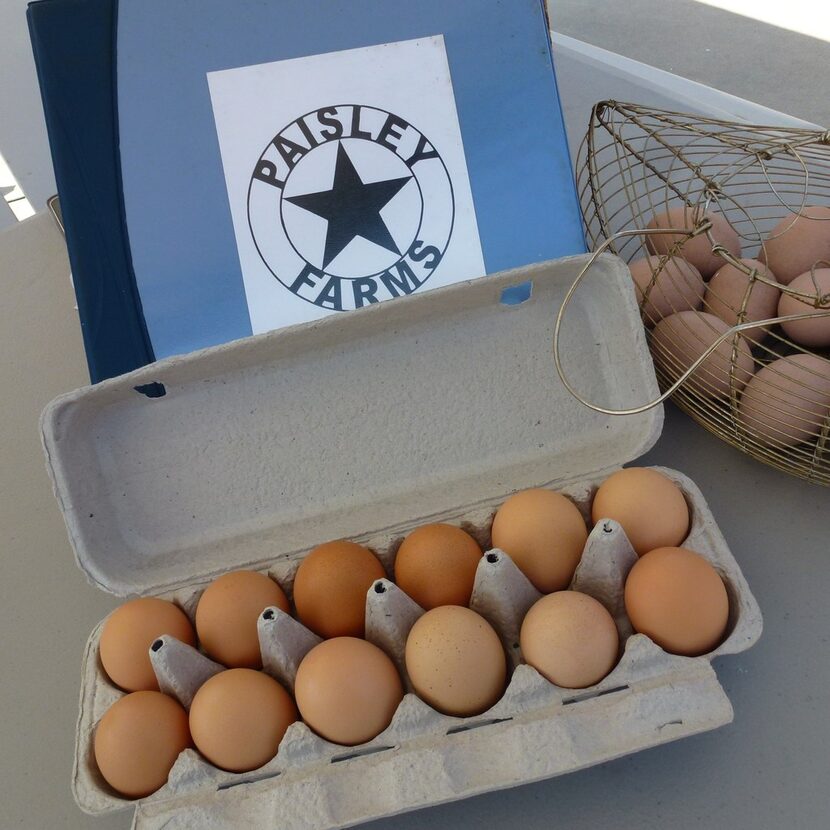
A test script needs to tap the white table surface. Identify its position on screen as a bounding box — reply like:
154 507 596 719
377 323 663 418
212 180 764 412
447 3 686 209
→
2 20 829 830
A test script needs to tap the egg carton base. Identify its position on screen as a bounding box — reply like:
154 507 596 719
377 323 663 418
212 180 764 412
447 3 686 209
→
131 659 731 830
72 466 761 823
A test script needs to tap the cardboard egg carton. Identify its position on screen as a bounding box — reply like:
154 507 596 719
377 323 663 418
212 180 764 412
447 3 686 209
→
43 256 761 829
70 467 761 826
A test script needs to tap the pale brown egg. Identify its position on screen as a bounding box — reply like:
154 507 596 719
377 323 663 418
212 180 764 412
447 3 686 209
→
592 467 690 556
490 489 587 593
405 606 506 717
189 669 297 772
394 523 482 609
646 206 741 278
628 255 704 324
624 546 729 656
704 258 780 328
778 268 830 347
294 637 403 746
520 591 619 688
195 571 289 668
739 353 830 447
94 691 191 798
99 598 196 692
759 205 830 285
293 541 385 638
651 310 755 398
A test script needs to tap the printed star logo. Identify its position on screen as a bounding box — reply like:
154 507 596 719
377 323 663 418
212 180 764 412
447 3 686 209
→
247 104 456 311
285 142 412 270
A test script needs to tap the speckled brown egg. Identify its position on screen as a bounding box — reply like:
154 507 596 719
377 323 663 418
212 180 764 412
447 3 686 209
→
294 637 403 746
490 489 587 593
405 605 506 717
651 310 755 397
592 467 690 556
195 571 289 668
99 598 196 692
704 258 780 328
624 546 729 656
759 205 830 285
739 353 830 447
628 255 704 324
520 591 619 688
189 669 297 772
94 691 191 798
394 523 482 609
778 268 830 347
293 541 385 638
646 206 741 278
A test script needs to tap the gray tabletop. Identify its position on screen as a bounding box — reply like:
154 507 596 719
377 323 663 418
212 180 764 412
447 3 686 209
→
2 1 830 828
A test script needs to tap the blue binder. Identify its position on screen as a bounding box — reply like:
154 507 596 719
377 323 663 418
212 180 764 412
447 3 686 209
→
28 0 584 382
28 0 154 382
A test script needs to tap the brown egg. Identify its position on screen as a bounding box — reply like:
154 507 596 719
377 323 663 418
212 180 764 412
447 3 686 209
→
94 691 191 798
759 205 830 285
778 268 830 347
490 489 587 593
739 354 830 447
99 598 196 692
405 606 506 717
704 258 780 328
293 541 385 638
189 669 297 772
394 523 482 609
646 206 741 278
624 546 729 656
651 310 755 398
195 571 289 668
520 591 619 688
294 637 403 745
628 255 704 324
592 467 690 556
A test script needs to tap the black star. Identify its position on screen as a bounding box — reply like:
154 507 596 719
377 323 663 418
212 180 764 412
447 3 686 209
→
285 142 412 270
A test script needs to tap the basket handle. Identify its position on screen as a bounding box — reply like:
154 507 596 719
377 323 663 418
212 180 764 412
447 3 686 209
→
553 228 830 417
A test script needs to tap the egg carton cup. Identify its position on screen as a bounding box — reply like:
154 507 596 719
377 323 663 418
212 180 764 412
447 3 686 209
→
71 466 761 828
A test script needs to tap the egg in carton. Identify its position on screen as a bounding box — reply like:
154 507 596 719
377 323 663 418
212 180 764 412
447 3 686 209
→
43 256 761 829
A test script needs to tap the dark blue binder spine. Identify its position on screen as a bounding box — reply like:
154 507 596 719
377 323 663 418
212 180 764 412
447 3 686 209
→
27 0 155 383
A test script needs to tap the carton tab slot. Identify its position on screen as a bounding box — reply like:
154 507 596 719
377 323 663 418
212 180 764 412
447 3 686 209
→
562 684 630 706
217 771 281 791
446 717 513 735
133 382 166 398
330 745 396 764
500 281 533 306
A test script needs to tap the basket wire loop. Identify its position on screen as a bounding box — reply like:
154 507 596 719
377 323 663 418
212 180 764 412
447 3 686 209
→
553 230 830 417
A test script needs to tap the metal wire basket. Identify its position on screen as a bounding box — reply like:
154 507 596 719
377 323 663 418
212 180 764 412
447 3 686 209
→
566 101 830 485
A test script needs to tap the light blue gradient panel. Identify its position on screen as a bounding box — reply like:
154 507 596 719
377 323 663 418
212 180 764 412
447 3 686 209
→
117 0 585 359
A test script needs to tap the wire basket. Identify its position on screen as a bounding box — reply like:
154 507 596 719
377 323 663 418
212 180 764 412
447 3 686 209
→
568 101 830 485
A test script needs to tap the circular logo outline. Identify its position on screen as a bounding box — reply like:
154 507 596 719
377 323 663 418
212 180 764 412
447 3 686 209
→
246 104 456 309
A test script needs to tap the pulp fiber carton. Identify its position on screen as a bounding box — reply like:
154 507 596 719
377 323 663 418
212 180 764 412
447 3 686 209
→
41 255 762 829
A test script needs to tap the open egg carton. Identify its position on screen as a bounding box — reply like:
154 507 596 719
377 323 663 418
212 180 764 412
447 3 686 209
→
43 256 761 829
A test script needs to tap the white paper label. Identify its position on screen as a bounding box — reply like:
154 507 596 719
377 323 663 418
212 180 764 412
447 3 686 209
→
207 35 485 334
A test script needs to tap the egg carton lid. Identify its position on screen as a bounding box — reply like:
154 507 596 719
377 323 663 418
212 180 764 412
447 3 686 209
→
41 254 662 597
